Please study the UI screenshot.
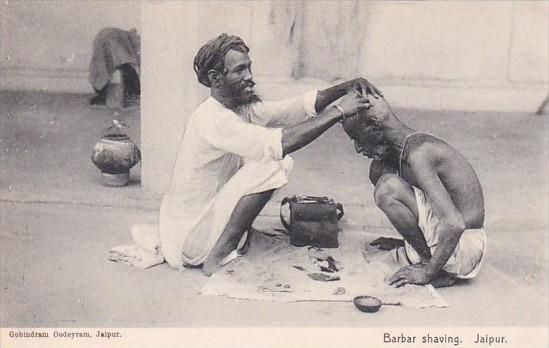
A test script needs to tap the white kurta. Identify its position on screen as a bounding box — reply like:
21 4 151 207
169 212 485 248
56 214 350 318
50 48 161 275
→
159 91 318 269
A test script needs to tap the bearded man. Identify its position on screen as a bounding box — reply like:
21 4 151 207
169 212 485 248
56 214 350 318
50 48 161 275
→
342 96 486 287
159 33 381 276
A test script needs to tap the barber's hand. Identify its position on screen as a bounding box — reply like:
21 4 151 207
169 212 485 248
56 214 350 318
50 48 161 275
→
350 78 383 101
388 264 432 287
336 91 371 118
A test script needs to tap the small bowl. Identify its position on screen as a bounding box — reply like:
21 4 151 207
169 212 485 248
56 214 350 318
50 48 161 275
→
353 295 382 313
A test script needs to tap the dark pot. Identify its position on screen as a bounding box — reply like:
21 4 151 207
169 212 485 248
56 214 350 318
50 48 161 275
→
353 295 382 313
91 134 141 186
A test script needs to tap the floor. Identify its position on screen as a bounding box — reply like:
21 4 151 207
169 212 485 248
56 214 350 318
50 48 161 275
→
0 89 547 328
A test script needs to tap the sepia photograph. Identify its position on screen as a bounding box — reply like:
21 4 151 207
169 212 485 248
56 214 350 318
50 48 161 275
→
1 1 547 347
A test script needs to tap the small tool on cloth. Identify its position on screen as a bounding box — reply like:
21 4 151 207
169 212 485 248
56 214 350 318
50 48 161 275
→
307 273 340 282
312 256 339 273
258 282 294 293
333 287 346 295
308 247 340 273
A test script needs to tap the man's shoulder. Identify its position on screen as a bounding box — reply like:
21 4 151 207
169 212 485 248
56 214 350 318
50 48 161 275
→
409 138 437 157
192 98 238 120
409 136 465 169
408 137 447 164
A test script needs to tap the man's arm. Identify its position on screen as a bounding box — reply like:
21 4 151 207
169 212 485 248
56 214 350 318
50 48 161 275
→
314 78 382 113
389 150 466 286
252 90 318 127
282 92 369 156
254 78 381 128
412 154 465 278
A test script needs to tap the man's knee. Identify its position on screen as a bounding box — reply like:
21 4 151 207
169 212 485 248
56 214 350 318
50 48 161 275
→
374 174 407 208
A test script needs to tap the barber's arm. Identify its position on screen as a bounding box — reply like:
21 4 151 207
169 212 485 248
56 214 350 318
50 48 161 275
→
203 93 365 161
256 79 380 128
314 78 383 112
388 152 465 287
281 92 369 156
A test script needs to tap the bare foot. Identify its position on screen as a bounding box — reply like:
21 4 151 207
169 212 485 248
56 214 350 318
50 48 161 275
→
202 235 243 277
430 270 457 288
203 242 245 277
202 259 220 277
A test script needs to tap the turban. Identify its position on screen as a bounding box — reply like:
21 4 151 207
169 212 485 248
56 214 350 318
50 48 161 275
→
193 33 249 87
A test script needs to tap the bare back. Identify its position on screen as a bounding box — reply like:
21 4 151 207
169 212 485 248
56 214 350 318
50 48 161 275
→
400 134 485 229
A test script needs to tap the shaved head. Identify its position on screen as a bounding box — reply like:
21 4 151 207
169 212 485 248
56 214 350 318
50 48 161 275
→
342 97 401 160
342 97 393 140
363 97 393 124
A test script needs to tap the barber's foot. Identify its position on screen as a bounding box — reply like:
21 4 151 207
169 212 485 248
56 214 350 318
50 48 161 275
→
202 259 220 277
430 270 457 288
203 244 240 277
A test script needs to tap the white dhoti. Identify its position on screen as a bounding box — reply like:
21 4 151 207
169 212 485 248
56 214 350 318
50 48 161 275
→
396 186 487 279
160 157 293 268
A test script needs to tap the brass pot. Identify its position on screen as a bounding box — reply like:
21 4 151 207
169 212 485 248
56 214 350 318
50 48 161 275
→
91 134 141 186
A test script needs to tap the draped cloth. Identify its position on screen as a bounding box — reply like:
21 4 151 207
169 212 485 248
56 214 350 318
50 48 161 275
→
89 27 140 91
201 229 448 308
269 0 304 78
110 91 318 270
269 0 372 80
160 91 317 269
395 187 487 279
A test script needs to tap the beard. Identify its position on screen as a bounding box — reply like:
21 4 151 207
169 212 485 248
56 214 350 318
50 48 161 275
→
218 79 262 109
354 139 392 161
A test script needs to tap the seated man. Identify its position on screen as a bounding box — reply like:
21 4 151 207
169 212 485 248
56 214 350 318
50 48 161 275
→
342 96 486 287
89 27 141 108
159 33 381 276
